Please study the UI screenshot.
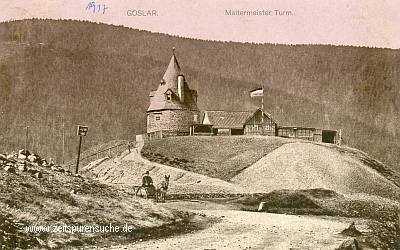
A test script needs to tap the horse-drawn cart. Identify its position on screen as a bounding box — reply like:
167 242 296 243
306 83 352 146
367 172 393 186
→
132 185 156 199
133 175 170 202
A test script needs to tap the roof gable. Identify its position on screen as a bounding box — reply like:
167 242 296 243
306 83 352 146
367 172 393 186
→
203 112 211 125
203 110 253 129
244 108 276 124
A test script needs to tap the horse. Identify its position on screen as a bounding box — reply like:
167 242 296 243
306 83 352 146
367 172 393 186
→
155 175 170 203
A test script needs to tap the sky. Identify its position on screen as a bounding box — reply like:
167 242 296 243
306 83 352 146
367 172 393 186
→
0 0 399 49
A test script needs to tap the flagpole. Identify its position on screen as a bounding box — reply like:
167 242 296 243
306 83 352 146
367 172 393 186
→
261 86 264 135
250 87 265 135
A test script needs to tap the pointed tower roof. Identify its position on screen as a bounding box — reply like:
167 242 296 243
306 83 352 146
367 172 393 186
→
147 48 199 112
162 49 181 88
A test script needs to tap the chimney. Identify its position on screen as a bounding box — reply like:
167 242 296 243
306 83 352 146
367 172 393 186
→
177 75 185 103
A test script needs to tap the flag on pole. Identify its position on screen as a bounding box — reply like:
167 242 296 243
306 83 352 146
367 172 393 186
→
250 87 263 97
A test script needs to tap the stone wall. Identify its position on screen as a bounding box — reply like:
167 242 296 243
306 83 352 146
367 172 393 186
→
147 109 200 134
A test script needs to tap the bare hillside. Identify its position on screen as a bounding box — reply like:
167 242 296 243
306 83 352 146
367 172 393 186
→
86 146 245 194
232 142 400 200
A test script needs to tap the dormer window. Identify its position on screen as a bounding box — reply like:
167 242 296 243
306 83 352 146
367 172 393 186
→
165 89 173 101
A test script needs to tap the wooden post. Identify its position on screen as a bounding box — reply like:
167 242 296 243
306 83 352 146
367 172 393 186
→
75 136 82 174
25 126 29 154
62 122 65 164
75 125 88 173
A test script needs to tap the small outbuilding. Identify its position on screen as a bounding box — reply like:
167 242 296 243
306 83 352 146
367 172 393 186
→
276 126 339 144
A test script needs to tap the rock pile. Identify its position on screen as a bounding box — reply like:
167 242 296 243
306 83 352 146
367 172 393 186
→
0 149 71 178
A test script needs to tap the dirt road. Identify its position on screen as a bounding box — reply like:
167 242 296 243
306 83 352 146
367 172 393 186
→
108 201 368 250
95 142 369 249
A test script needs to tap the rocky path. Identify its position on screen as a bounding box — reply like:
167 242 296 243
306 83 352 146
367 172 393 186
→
107 201 369 250
89 141 245 194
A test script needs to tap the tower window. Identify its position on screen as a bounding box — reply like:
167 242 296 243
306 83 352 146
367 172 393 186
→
166 94 171 101
155 115 161 121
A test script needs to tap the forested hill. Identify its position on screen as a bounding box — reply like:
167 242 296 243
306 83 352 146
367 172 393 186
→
0 19 399 172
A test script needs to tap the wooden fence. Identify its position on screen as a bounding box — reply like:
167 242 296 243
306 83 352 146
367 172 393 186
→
64 141 133 171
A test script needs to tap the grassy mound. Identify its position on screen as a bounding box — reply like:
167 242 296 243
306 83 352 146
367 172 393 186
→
236 189 336 216
0 161 190 249
141 136 291 181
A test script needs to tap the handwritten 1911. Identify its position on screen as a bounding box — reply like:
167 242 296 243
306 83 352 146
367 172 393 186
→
86 2 108 14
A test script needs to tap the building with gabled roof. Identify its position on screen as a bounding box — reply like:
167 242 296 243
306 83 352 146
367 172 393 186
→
203 110 253 130
147 50 200 136
195 109 277 136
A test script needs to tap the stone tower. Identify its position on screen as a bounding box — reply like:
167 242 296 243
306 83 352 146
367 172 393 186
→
147 49 200 136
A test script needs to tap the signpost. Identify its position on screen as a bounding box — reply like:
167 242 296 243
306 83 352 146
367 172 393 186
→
75 125 89 174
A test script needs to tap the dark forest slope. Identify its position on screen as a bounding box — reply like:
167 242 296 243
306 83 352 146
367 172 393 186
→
0 19 399 172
